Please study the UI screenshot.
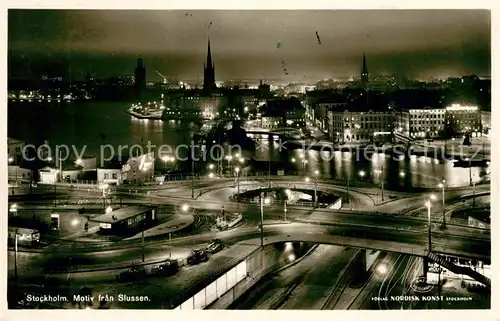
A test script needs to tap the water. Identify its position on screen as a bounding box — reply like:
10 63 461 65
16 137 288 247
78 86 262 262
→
8 101 490 189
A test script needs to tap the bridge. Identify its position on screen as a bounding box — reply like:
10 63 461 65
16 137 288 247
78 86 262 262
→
173 224 490 309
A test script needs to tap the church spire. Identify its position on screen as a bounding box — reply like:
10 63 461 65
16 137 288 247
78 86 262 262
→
361 52 369 89
206 38 213 69
203 37 216 92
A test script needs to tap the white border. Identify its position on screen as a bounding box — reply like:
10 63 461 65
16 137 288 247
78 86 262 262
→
1 2 498 321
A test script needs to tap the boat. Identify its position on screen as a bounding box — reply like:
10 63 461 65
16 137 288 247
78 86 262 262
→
127 106 163 120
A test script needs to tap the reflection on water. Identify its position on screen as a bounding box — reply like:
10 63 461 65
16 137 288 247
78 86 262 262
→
8 101 490 189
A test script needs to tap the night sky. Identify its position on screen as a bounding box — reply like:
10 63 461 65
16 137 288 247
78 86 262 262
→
8 10 490 82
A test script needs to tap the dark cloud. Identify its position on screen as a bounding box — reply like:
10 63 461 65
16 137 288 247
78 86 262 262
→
8 9 490 81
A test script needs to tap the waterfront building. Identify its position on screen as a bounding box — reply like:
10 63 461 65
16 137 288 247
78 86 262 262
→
407 107 446 139
328 106 394 144
444 103 482 137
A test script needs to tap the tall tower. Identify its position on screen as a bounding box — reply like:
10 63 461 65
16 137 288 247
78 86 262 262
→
203 38 216 92
361 53 369 89
135 57 146 90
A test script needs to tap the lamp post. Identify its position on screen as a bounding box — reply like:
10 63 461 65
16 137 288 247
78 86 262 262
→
284 199 288 222
466 158 472 186
235 167 240 195
359 170 365 182
437 179 446 229
375 166 385 202
472 175 476 208
259 194 271 247
141 228 145 262
8 156 18 186
425 195 436 253
14 229 20 279
191 158 195 199
226 155 233 176
314 170 319 207
346 172 350 204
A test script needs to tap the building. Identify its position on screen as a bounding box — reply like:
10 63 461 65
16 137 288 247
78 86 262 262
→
261 116 282 129
97 166 123 185
407 107 446 139
61 162 84 182
392 109 411 141
203 38 216 92
134 58 146 92
444 104 482 137
75 155 97 172
8 165 32 183
481 111 491 135
90 205 158 235
38 165 59 184
328 106 394 144
121 152 155 183
8 138 25 166
285 107 306 128
165 92 228 120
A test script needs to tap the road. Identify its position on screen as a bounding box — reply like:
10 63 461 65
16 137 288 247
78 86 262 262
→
8 176 490 309
10 218 489 286
341 253 490 310
229 244 358 309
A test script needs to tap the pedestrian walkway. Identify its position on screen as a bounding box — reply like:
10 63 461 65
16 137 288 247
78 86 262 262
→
124 214 195 240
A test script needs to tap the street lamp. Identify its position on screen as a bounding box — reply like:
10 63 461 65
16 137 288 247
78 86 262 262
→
472 174 476 207
425 194 437 253
208 164 215 170
13 229 21 279
208 172 215 179
9 156 18 186
465 157 472 186
225 155 233 176
259 193 271 247
399 171 405 178
374 166 385 202
99 183 109 214
235 167 240 194
313 170 319 207
291 157 296 163
9 203 18 214
437 179 446 229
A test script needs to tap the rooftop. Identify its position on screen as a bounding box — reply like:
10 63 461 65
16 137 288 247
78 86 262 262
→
8 137 24 145
90 205 158 224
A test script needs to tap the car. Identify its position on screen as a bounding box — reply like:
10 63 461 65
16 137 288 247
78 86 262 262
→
187 249 209 265
151 259 179 276
116 266 147 282
206 238 225 254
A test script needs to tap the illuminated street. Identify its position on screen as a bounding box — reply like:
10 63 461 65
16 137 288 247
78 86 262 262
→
7 9 491 312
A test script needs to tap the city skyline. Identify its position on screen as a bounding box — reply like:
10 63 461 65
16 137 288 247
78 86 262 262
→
8 10 490 82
